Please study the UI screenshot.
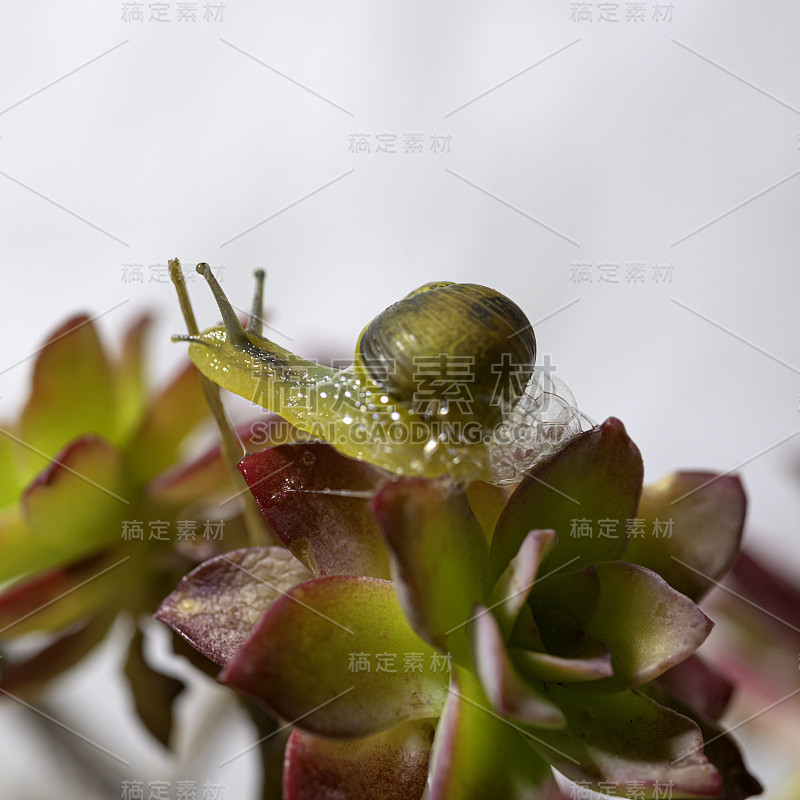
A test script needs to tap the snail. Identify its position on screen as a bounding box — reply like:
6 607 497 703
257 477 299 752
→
174 264 590 484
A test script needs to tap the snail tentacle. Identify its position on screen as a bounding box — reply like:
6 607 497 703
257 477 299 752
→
249 269 266 337
195 263 250 350
171 333 210 347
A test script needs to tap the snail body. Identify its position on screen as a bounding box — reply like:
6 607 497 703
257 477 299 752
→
176 265 589 484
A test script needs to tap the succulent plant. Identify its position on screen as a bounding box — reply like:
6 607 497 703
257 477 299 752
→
159 426 763 799
158 267 762 799
0 263 768 798
0 308 274 746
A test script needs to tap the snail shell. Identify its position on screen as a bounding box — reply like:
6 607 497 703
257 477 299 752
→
357 282 536 431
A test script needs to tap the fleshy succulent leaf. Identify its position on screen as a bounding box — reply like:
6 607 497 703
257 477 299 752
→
426 666 563 800
652 655 734 721
148 417 289 505
125 362 210 483
532 562 713 690
507 604 546 652
687 723 763 800
114 314 152 439
147 441 234 508
468 603 565 728
729 549 800 640
283 720 434 800
465 481 509 543
529 685 722 797
0 552 128 638
489 418 643 587
625 472 746 601
220 576 449 738
645 683 763 800
510 642 613 684
0 436 127 581
238 442 391 579
0 613 114 694
0 433 25 508
489 529 556 640
19 316 119 464
155 546 313 666
526 568 605 667
124 625 186 749
371 478 489 661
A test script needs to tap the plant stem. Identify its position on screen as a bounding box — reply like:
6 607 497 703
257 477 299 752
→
168 258 273 547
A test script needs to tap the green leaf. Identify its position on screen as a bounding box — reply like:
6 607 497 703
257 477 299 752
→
150 415 299 506
283 721 434 800
532 562 713 690
125 362 209 483
510 642 613 685
465 481 509 543
371 478 489 661
0 436 127 581
489 529 556 640
489 418 643 587
685 723 762 800
625 472 746 601
20 316 119 465
525 568 610 678
114 314 152 440
0 552 128 638
238 442 391 579
155 547 313 666
220 576 449 738
426 666 563 800
124 625 185 749
644 683 763 800
468 603 565 728
530 686 721 797
0 432 25 509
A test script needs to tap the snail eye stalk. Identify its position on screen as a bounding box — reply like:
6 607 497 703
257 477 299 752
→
249 269 266 337
195 262 251 350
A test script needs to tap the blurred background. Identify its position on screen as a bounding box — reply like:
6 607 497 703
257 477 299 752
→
1 1 798 797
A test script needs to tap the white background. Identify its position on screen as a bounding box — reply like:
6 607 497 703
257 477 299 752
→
1 1 799 797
